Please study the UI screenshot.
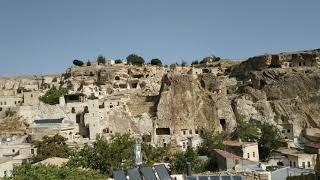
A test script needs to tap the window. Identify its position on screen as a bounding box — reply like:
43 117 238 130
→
12 149 15 153
31 149 35 154
195 129 199 134
293 162 296 167
247 153 250 158
307 161 311 167
253 152 255 158
183 131 186 135
4 171 7 177
302 162 305 168
4 102 6 105
183 142 186 148
189 130 192 134
290 161 292 167
31 94 33 98
287 129 291 133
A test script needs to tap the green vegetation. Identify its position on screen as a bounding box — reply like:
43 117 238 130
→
32 135 72 163
73 59 84 66
97 55 106 65
68 134 136 176
233 119 260 142
171 146 207 174
258 123 281 160
114 59 123 64
191 60 199 65
150 58 162 66
142 143 171 165
87 61 92 66
197 130 224 156
39 86 68 105
8 164 105 180
126 54 145 65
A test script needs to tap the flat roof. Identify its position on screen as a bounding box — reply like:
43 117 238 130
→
224 141 258 147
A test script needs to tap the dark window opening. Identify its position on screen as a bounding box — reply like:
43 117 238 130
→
84 106 89 113
146 74 149 78
132 74 144 79
299 62 302 66
183 130 186 135
31 94 33 98
115 76 120 80
12 149 15 153
202 69 210 73
110 105 113 108
156 128 170 135
99 103 105 109
163 143 167 147
287 129 291 133
189 130 192 134
195 129 199 134
103 128 109 134
220 118 226 131
119 84 127 89
131 83 138 88
31 149 34 154
71 107 75 113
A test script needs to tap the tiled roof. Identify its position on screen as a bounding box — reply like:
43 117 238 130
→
214 149 242 160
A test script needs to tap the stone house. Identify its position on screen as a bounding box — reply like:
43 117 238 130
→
304 143 320 154
270 148 317 169
224 141 260 162
0 157 13 178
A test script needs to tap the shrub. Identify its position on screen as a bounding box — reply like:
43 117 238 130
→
86 61 91 66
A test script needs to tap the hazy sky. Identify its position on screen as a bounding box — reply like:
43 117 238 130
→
1 0 320 76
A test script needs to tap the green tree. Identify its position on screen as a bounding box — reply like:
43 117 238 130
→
191 60 199 65
39 86 68 105
9 164 105 180
197 130 224 156
87 61 92 66
150 58 162 66
68 133 136 176
114 59 123 64
181 60 187 67
142 143 171 165
258 123 281 160
126 54 145 65
233 119 260 142
97 55 106 65
171 146 206 174
32 134 72 163
73 59 84 66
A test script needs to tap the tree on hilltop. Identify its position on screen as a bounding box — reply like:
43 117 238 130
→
97 55 106 65
150 58 163 66
126 54 145 65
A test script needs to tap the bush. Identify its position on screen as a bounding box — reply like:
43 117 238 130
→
86 61 91 66
10 164 105 180
150 58 162 66
73 60 84 66
39 86 68 105
191 60 199 65
32 134 72 163
181 60 187 67
114 59 123 64
258 123 281 160
200 56 220 64
126 54 145 65
233 119 260 142
197 130 224 156
5 109 16 117
97 55 106 65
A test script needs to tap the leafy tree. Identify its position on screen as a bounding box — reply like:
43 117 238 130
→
114 59 123 64
68 133 136 176
87 61 92 66
233 119 260 142
171 146 206 174
142 143 171 165
9 164 105 180
39 86 68 105
197 130 224 156
97 55 106 65
73 59 84 66
32 134 72 163
126 54 145 65
258 123 281 160
150 58 162 66
191 60 199 65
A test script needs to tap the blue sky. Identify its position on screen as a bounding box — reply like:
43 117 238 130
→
0 0 319 76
